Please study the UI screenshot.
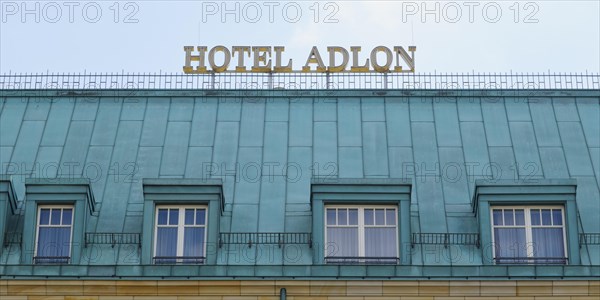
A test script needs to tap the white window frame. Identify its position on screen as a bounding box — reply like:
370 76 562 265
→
490 205 567 264
34 205 74 263
324 205 399 262
153 205 208 264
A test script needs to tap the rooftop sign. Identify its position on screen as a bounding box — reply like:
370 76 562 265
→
183 45 416 74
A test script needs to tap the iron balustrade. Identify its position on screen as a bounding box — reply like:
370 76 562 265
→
219 232 312 248
579 233 600 246
494 257 568 265
411 233 480 248
0 72 598 90
85 233 141 248
33 256 70 264
3 232 22 247
324 256 400 265
153 256 205 264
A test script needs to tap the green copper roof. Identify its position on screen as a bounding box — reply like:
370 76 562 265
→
0 89 598 279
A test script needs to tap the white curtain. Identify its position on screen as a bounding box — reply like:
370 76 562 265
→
494 228 526 261
37 227 71 263
156 227 178 263
365 227 396 257
326 227 358 257
532 228 565 261
183 227 205 262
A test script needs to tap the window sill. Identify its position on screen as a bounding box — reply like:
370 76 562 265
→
33 256 71 264
152 256 206 265
494 257 568 265
325 256 399 265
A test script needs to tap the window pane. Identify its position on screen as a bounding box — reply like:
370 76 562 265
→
532 228 565 259
386 209 396 225
157 209 168 225
196 209 206 225
364 209 374 225
338 209 347 226
492 209 503 225
503 209 514 226
515 209 525 226
365 227 397 257
156 227 178 257
37 228 53 256
326 227 358 257
183 227 205 258
494 228 527 259
62 209 72 225
530 209 541 226
375 209 385 225
169 209 179 225
348 209 358 225
37 227 71 259
57 227 71 257
185 209 194 225
326 209 336 225
552 209 563 225
39 209 50 225
50 209 61 225
541 209 552 225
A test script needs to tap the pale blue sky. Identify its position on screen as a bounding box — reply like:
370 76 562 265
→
1 0 599 73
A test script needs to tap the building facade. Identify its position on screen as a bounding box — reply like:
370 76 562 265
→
0 76 599 299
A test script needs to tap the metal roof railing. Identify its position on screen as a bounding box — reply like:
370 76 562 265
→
494 257 568 265
0 71 598 90
85 233 141 248
411 233 480 248
33 256 71 264
3 232 22 247
219 232 312 248
153 256 205 265
324 256 400 265
579 233 600 246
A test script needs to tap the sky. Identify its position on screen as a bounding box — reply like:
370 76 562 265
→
1 0 599 74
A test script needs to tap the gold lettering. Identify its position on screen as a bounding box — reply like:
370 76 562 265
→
184 45 416 73
232 46 251 72
274 46 292 72
370 46 392 73
252 46 272 73
393 46 416 72
208 46 231 73
183 46 208 74
350 46 369 72
327 46 349 72
302 46 326 72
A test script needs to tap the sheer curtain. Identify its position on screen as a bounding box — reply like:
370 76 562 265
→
37 227 71 263
326 227 358 258
156 227 178 263
365 227 396 257
183 227 205 263
494 228 526 262
532 228 565 261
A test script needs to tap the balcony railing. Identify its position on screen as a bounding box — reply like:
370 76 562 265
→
85 233 141 248
33 256 70 264
411 233 480 248
579 233 600 246
219 232 312 248
0 72 598 90
3 232 22 247
494 257 568 265
153 256 205 265
325 256 400 265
